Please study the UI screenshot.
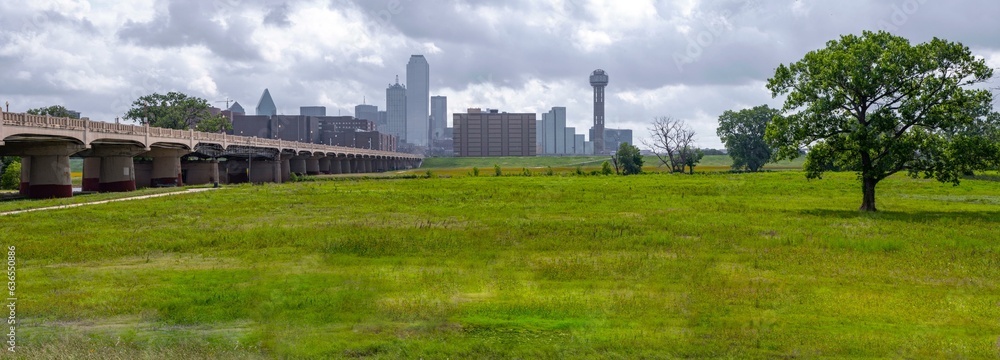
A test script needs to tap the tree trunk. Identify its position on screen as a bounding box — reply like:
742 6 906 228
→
860 178 878 212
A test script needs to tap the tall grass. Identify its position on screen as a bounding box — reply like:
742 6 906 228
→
5 171 999 358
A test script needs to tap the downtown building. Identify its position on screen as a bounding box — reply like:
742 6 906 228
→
454 108 536 157
229 89 398 152
406 55 430 146
385 77 407 142
536 107 593 155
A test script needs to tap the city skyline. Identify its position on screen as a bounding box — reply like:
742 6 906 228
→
2 1 1000 148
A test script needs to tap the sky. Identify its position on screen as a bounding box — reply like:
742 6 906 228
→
1 0 999 149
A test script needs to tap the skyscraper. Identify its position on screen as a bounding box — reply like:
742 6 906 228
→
406 55 430 146
430 96 447 140
256 88 277 116
355 104 379 129
386 76 407 141
590 69 609 154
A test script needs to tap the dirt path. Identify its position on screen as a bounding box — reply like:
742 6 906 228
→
0 188 221 217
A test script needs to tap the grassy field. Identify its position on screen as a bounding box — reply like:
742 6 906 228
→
422 155 805 172
3 171 999 358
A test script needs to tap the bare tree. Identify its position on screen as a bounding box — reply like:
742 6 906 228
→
643 117 702 173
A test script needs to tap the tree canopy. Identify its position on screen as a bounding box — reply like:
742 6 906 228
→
123 92 227 130
26 105 78 119
717 105 779 172
614 142 644 175
766 31 997 211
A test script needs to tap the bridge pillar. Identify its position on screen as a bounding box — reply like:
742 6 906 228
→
249 159 275 184
318 156 332 175
349 158 360 174
330 158 342 175
306 156 321 176
290 156 307 176
181 160 218 187
147 148 187 187
272 156 282 183
280 155 291 183
363 159 373 173
19 157 30 195
28 155 73 199
82 157 101 192
99 156 136 192
340 158 351 174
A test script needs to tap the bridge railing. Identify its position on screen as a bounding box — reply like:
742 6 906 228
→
2 111 419 159
89 120 147 135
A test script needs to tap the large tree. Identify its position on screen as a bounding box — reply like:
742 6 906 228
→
717 105 779 172
123 92 227 130
767 31 996 212
26 105 79 118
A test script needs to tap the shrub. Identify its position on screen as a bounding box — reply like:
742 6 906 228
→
601 161 613 175
425 170 434 179
472 167 480 177
1 161 21 190
494 164 502 177
575 166 584 176
522 168 532 177
545 166 554 176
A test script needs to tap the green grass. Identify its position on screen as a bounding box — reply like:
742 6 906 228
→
4 172 1000 358
423 155 806 172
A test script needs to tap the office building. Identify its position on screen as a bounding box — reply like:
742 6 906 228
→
454 108 536 157
386 77 407 141
300 106 326 117
355 104 379 128
256 88 277 116
431 96 447 140
406 55 430 146
537 107 592 155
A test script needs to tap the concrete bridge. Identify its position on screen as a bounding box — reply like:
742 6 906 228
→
0 110 422 198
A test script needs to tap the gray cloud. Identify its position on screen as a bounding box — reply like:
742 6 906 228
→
117 0 261 61
1 0 998 149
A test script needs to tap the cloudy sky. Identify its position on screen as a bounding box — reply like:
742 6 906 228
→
1 0 999 148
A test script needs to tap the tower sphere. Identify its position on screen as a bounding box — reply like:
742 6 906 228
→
590 69 609 86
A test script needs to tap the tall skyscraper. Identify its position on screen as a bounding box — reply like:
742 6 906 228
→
386 76 407 141
430 96 447 140
406 55 430 146
256 88 277 116
590 69 608 154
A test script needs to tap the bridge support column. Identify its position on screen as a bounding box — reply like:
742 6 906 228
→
147 148 187 187
82 157 101 192
249 159 275 184
364 159 373 173
349 158 360 174
306 156 321 176
341 158 351 174
28 155 73 199
280 155 291 183
290 156 307 176
19 157 30 195
273 157 282 183
99 156 136 192
318 157 332 175
180 160 217 187
330 158 342 175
